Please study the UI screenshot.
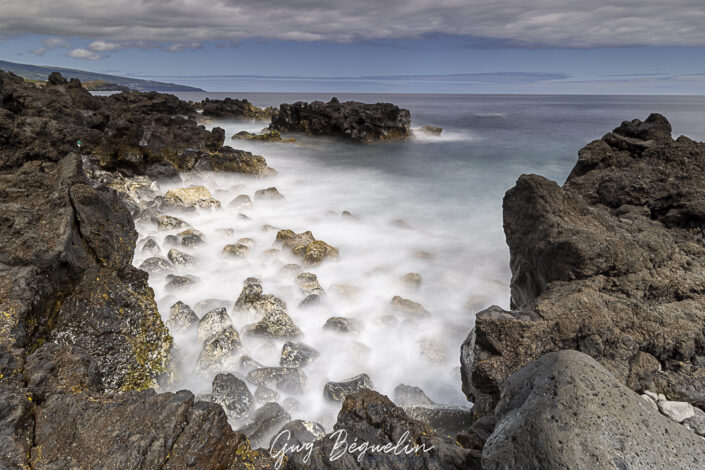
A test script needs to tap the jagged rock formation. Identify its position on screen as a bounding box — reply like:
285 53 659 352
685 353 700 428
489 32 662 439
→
0 72 274 469
461 114 705 460
200 97 276 120
268 98 411 143
0 71 273 176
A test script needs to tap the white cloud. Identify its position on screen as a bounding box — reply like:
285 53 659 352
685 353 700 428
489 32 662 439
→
31 36 70 55
4 1 705 48
87 40 121 52
165 42 202 52
67 48 103 60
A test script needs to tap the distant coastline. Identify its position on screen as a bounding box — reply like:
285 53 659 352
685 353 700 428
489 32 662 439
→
0 59 204 92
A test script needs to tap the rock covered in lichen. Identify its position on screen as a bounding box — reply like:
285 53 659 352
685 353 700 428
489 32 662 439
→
166 301 199 333
323 374 373 401
247 367 307 395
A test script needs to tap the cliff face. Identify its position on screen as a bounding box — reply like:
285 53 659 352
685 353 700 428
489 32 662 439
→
0 72 277 469
463 112 705 419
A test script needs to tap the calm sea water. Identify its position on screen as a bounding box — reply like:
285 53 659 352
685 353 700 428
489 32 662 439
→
137 93 705 430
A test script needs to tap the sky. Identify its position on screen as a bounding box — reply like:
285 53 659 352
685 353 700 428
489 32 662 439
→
1 0 705 93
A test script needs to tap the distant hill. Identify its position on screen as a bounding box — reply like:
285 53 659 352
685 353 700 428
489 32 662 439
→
0 60 204 92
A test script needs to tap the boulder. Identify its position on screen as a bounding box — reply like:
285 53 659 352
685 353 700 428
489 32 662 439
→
156 214 189 231
167 248 197 266
229 194 253 209
244 310 303 339
402 405 474 438
268 100 412 143
238 402 291 450
323 374 373 401
201 97 276 120
211 373 254 420
280 341 320 368
390 296 430 317
163 186 220 209
247 367 307 395
166 301 199 333
197 307 234 344
393 384 434 406
481 350 705 470
138 256 173 274
233 279 288 321
294 272 325 296
223 243 250 258
196 325 244 373
322 317 362 335
276 229 339 265
254 187 284 201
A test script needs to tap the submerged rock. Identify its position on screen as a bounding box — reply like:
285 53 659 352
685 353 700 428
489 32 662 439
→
166 301 199 333
156 214 189 230
165 274 199 292
254 187 284 201
391 295 430 316
322 316 362 335
233 279 287 321
238 402 291 450
138 256 173 274
245 310 303 339
247 367 307 395
211 373 254 420
254 386 279 403
177 228 205 246
222 243 251 258
323 374 374 401
229 194 253 209
401 272 423 287
268 99 412 143
417 125 443 135
280 341 320 368
196 325 244 373
294 272 325 296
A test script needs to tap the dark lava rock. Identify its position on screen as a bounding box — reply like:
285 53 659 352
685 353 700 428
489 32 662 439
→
201 97 276 120
285 389 474 469
165 274 199 291
481 350 705 470
402 405 473 438
269 100 411 143
24 343 103 400
239 402 291 449
196 325 244 373
33 389 274 469
393 384 434 406
417 125 443 135
167 248 196 266
280 341 320 368
323 373 373 401
140 238 160 254
254 385 279 403
211 373 254 420
298 293 320 308
464 114 705 417
247 367 307 395
270 419 326 452
166 301 199 333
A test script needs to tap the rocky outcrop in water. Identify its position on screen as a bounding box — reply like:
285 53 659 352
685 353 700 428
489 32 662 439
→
200 97 276 120
462 114 705 466
268 98 412 143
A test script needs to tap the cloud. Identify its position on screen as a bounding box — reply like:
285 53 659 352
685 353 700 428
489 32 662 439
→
67 48 103 60
31 37 70 55
3 0 705 48
87 40 121 52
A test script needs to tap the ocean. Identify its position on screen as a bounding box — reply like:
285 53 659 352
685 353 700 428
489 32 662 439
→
134 93 705 430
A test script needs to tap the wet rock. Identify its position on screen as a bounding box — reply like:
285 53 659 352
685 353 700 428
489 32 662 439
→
393 384 434 406
285 389 473 469
223 243 251 257
229 194 253 209
391 295 430 316
417 125 443 135
211 373 254 420
138 256 173 274
254 386 279 403
294 272 325 295
323 374 373 401
234 279 287 321
269 419 326 452
269 100 412 143
197 307 233 344
239 355 265 373
163 186 220 209
276 229 339 265
233 130 294 143
401 272 422 287
196 325 244 373
201 97 275 120
163 234 178 245
247 367 307 395
167 248 196 266
238 402 291 450
177 228 205 246
280 341 320 368
322 316 362 335
156 214 189 231
658 400 695 423
237 237 255 248
166 301 199 333
245 310 303 339
298 294 320 308
165 274 199 292
140 238 160 255
254 187 284 201
482 350 705 470
329 283 359 299
146 161 179 181
193 298 231 316
403 404 474 438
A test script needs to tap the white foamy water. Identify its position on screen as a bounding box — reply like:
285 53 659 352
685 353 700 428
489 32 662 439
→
131 119 510 431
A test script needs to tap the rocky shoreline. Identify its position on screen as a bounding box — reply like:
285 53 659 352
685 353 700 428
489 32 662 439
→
1 70 704 469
